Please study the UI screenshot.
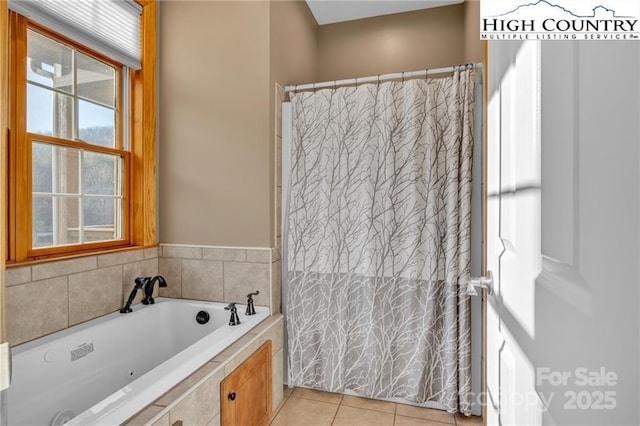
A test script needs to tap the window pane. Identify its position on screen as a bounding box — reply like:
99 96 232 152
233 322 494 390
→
27 84 74 138
32 142 80 195
77 52 116 107
33 196 80 248
27 30 73 94
78 100 115 147
32 196 52 248
57 197 81 246
83 197 119 242
83 151 122 196
32 143 53 193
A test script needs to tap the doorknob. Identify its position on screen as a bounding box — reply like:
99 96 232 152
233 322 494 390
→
466 271 494 296
228 392 236 401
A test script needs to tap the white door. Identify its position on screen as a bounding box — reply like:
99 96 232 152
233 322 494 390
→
486 40 640 425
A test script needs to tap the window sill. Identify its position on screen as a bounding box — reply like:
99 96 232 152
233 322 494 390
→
6 244 158 268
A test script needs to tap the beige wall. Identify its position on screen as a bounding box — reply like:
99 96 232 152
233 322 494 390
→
270 1 318 90
463 1 484 64
159 1 482 248
269 0 318 246
159 1 272 247
316 2 483 82
159 1 318 248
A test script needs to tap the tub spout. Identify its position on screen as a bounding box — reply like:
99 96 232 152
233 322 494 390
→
121 277 150 313
142 275 168 305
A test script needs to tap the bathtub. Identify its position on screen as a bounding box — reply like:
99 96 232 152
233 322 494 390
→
8 298 269 425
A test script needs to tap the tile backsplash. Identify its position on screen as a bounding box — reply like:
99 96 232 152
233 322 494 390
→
6 244 282 347
6 247 159 346
158 244 281 313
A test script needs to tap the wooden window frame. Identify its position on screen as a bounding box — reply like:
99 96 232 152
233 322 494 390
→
6 0 156 263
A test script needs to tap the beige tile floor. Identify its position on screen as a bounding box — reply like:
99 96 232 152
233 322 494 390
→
270 386 483 426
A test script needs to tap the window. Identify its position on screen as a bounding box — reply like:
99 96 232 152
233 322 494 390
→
28 26 127 251
7 1 156 262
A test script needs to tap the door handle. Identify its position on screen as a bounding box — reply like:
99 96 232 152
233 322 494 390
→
466 271 494 296
228 392 236 401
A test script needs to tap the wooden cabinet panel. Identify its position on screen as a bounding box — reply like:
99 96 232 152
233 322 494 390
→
221 341 272 426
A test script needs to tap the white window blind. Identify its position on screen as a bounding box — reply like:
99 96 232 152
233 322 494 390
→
8 0 142 69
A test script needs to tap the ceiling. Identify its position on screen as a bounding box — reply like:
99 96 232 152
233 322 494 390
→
305 0 464 25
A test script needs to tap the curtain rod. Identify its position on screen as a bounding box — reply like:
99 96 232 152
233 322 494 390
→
285 62 483 94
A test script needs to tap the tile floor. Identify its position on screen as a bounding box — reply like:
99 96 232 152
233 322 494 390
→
270 386 483 426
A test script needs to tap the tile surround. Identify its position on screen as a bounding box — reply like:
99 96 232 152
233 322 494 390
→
8 254 285 424
5 266 31 286
223 261 270 305
124 315 285 426
97 250 144 268
158 244 282 313
31 255 97 281
68 265 123 326
181 259 224 301
161 245 203 260
158 258 183 298
6 276 68 345
6 248 159 346
275 84 285 252
203 247 247 262
6 242 283 346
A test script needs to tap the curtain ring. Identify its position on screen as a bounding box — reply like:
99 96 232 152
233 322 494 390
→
355 77 358 88
425 69 428 80
333 80 337 90
313 83 317 93
377 74 381 85
401 72 405 83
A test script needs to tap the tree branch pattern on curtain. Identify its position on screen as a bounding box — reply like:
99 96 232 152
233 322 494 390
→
286 69 476 414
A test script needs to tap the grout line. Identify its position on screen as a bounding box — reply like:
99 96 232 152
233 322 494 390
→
287 394 341 404
66 276 70 328
340 402 397 415
270 387 293 424
329 401 340 425
221 260 225 301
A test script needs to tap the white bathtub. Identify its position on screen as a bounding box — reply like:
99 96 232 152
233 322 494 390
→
8 298 269 425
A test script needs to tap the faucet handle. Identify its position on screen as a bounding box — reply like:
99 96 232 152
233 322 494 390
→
246 291 259 316
225 303 241 326
134 276 151 288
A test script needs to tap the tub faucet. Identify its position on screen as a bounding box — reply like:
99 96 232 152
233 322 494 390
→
225 303 241 326
246 291 259 315
142 275 167 305
121 277 150 313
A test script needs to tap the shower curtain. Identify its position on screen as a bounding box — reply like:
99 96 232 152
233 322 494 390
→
286 69 476 414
